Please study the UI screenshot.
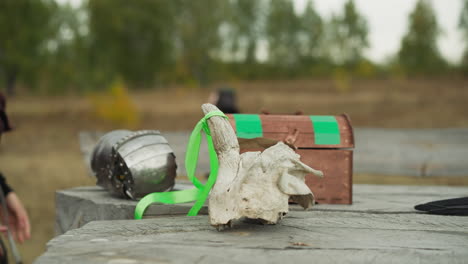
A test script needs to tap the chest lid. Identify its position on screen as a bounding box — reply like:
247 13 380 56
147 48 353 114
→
226 113 354 149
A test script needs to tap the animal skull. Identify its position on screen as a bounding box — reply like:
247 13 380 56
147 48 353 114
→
201 104 323 230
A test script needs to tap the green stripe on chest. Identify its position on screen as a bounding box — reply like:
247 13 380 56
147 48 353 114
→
233 114 263 139
310 116 341 145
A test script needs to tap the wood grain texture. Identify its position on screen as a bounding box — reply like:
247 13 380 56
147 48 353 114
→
225 113 354 205
38 209 468 264
55 184 468 234
226 114 354 149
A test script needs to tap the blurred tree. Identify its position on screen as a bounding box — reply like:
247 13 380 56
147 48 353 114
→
171 0 227 85
87 0 173 88
266 0 301 71
41 3 90 93
0 0 56 94
459 0 468 73
298 0 323 61
227 0 264 65
398 0 447 75
324 0 368 67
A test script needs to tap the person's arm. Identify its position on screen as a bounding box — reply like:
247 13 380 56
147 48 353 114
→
4 192 30 243
0 173 30 243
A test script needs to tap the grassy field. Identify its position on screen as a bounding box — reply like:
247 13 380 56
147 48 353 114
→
1 78 468 263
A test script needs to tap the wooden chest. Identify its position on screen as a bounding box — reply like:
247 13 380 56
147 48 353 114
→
226 113 354 204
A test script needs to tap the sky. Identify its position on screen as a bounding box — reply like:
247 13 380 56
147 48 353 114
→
60 0 464 64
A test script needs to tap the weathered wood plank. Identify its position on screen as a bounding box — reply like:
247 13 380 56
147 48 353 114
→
354 128 468 177
38 211 468 264
55 183 208 235
55 184 468 236
316 184 468 213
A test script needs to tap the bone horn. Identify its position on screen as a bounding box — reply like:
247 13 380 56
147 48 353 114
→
201 103 240 188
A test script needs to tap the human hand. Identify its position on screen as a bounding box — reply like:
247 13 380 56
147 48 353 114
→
0 192 31 243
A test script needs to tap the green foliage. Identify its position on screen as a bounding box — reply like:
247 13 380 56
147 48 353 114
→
89 79 140 128
324 0 368 67
298 0 324 60
333 68 351 93
458 0 468 73
264 0 326 78
266 0 301 67
355 59 377 78
0 0 57 94
460 0 468 39
225 0 264 65
398 0 447 75
87 0 174 88
39 3 90 93
170 0 228 86
1 0 462 94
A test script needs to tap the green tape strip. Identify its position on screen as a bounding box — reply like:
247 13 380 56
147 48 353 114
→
233 114 262 139
310 116 340 145
134 110 227 219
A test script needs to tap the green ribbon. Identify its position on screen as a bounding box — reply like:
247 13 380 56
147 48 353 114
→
134 110 227 219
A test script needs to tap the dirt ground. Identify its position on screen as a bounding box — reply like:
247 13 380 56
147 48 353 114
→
1 78 468 263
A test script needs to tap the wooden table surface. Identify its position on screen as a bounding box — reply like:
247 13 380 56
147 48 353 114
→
39 184 468 264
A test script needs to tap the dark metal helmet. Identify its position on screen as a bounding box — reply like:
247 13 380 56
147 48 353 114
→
91 130 176 199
